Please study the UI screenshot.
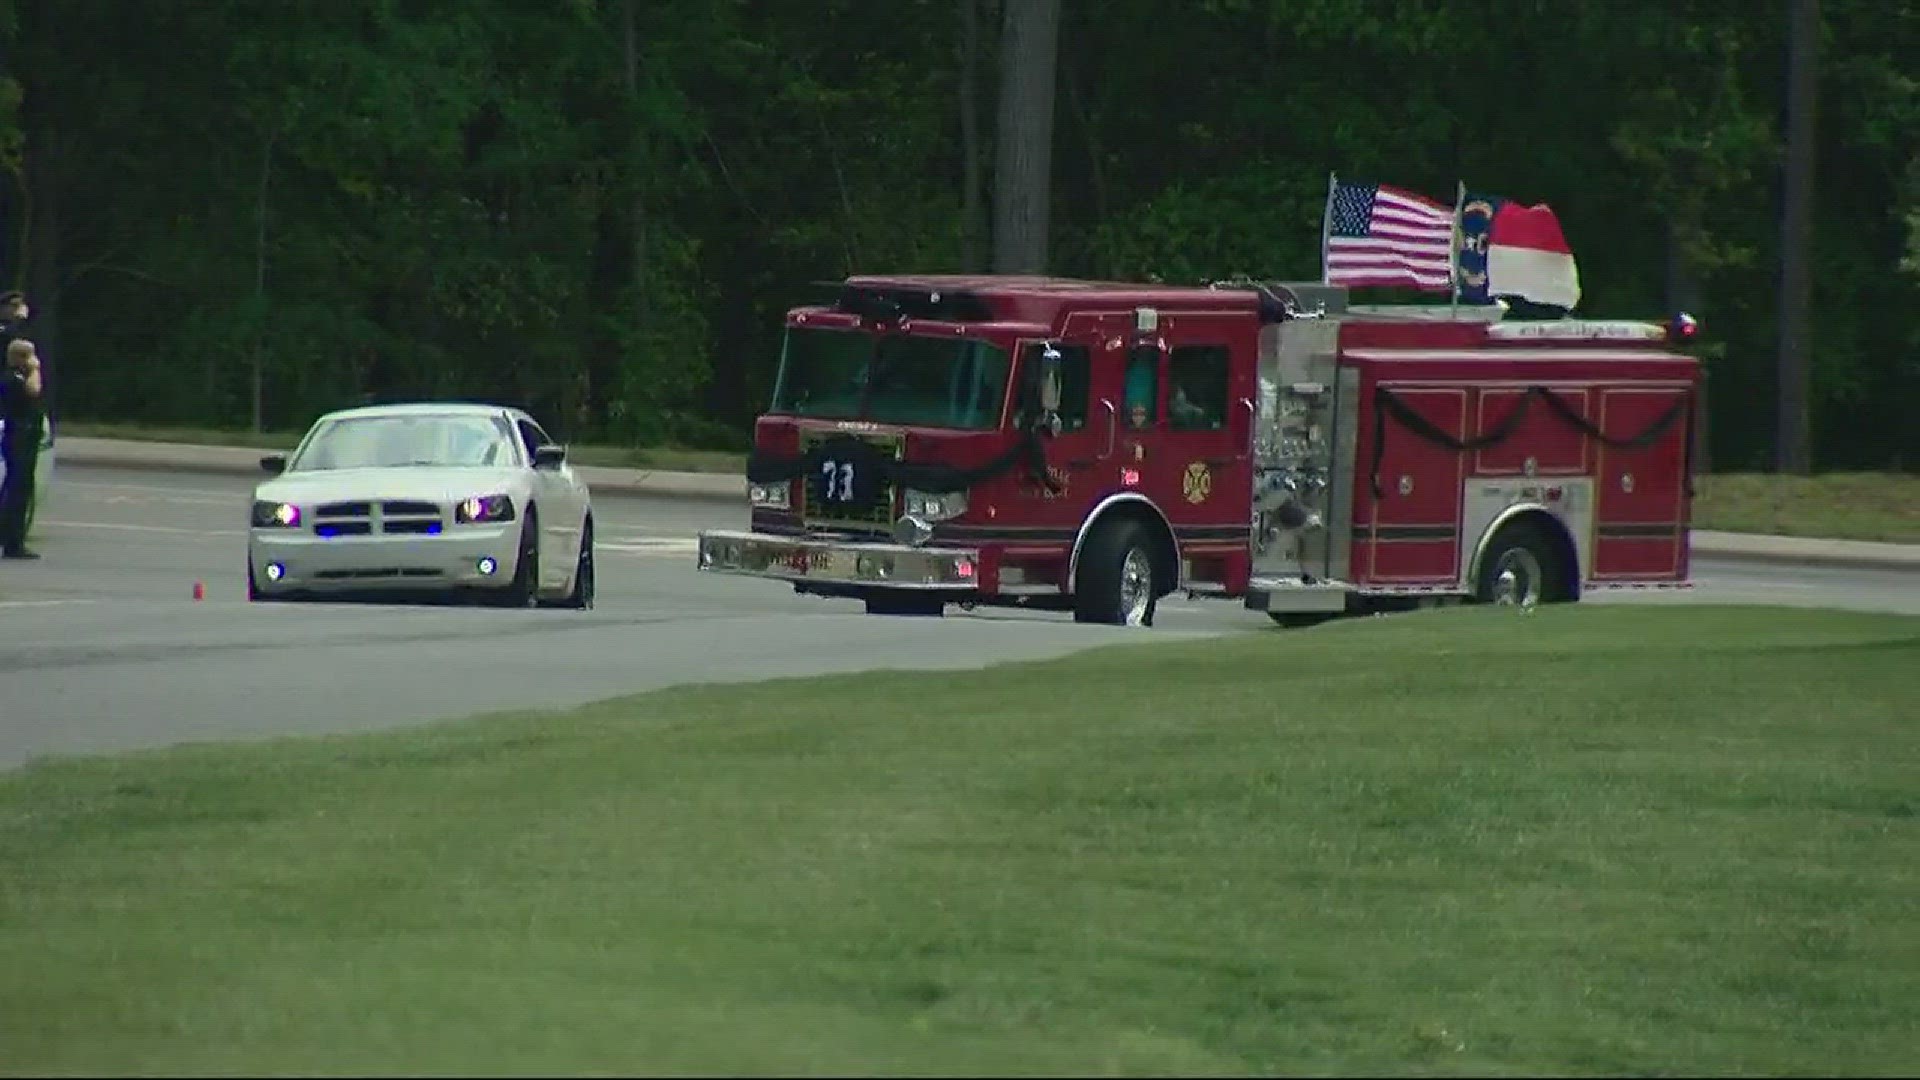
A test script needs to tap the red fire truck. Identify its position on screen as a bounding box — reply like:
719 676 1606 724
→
695 274 1702 628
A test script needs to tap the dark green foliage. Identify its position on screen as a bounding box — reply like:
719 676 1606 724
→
0 0 1912 466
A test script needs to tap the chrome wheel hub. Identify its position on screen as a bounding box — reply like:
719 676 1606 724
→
1119 546 1153 626
1491 548 1543 609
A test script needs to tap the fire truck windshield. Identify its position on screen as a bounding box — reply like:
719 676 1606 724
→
767 325 1012 430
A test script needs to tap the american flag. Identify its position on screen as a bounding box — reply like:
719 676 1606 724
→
1322 180 1456 291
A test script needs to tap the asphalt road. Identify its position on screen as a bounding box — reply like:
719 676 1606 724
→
2 465 1915 770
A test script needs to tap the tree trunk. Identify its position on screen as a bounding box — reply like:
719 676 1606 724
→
1775 0 1818 475
991 0 1060 274
21 81 63 416
581 0 645 440
958 0 985 272
1667 216 1709 472
252 136 273 433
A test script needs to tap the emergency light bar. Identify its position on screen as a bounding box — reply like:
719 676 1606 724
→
1482 314 1702 346
1486 321 1666 341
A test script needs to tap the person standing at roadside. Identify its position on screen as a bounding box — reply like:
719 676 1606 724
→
0 291 28 355
0 337 46 559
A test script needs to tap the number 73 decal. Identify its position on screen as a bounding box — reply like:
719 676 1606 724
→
819 458 857 503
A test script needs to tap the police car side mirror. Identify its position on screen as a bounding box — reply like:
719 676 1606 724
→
533 445 567 469
260 454 286 475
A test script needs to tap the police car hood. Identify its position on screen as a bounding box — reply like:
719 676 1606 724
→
254 465 532 506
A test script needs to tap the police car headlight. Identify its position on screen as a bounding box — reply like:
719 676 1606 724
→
749 481 790 510
251 500 302 528
455 494 516 524
902 488 966 522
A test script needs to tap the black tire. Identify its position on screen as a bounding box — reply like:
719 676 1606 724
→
562 517 595 610
498 512 540 607
1268 611 1336 629
864 591 945 616
1473 522 1570 608
1073 518 1159 627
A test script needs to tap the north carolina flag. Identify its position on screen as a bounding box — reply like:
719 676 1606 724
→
1455 192 1581 310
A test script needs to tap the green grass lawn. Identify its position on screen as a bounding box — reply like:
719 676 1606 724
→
1693 471 1920 544
3 606 1917 1075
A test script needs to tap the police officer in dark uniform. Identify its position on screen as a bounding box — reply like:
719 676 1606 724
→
0 291 26 346
0 332 46 559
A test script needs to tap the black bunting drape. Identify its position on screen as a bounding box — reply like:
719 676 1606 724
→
1369 385 1697 500
745 428 1063 499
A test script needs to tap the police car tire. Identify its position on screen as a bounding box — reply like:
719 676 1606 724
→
561 516 595 610
498 513 540 607
1073 518 1158 627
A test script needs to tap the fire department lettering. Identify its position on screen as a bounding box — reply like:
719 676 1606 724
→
1182 461 1213 504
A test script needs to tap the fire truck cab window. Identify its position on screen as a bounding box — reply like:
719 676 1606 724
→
767 326 1011 431
1018 343 1090 432
1123 346 1159 429
1168 344 1230 430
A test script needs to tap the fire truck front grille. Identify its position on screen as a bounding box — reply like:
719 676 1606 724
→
798 430 901 534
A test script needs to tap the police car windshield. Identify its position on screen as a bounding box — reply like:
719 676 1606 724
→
288 414 519 471
768 326 1010 430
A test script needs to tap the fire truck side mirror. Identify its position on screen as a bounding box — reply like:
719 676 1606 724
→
1038 343 1063 414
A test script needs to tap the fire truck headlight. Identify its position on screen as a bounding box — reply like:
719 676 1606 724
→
748 481 791 510
902 488 966 522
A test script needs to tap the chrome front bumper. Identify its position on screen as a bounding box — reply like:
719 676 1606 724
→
696 529 982 591
249 525 522 593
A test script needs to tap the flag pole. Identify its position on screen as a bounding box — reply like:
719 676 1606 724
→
1449 179 1465 318
1320 171 1337 285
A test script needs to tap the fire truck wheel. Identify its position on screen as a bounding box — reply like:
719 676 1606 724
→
1474 523 1569 609
864 591 945 616
1267 612 1336 629
1073 518 1159 627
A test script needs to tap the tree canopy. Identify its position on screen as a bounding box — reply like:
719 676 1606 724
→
0 0 1913 470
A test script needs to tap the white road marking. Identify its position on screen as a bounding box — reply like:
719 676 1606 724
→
600 538 700 556
57 479 249 500
0 599 100 608
41 519 239 537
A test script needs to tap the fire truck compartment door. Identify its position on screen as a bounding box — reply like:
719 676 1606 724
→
1591 385 1692 579
1364 385 1467 584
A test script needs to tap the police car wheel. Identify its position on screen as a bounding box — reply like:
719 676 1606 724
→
496 513 540 607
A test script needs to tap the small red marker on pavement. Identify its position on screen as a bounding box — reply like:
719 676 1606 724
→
192 581 205 601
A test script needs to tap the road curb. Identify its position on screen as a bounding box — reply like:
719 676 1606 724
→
51 437 1920 571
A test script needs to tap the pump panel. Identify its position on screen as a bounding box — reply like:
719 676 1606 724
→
1250 318 1347 581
